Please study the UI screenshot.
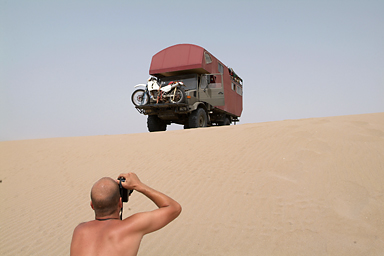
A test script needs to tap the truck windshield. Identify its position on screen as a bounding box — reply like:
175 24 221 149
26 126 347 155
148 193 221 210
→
160 75 198 91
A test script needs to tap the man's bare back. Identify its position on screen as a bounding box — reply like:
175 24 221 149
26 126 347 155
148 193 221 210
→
70 173 181 256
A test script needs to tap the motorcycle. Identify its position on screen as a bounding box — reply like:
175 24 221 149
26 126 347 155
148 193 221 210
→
131 77 186 106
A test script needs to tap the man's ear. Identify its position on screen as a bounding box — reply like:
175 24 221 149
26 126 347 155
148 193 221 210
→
90 201 94 210
119 197 123 209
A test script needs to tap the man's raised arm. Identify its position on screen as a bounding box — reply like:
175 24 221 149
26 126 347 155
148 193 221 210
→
118 173 182 234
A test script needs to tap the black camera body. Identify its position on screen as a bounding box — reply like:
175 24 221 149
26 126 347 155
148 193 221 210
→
118 177 133 202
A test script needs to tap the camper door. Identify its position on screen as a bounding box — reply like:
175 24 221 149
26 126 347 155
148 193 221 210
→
199 74 224 106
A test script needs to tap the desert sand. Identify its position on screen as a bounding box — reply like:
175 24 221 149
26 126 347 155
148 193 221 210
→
1 112 384 255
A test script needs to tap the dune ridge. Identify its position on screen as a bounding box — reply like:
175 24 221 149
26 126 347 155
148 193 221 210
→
1 112 384 255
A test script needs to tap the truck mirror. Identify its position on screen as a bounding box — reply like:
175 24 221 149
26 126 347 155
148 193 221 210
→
199 76 209 90
206 77 210 88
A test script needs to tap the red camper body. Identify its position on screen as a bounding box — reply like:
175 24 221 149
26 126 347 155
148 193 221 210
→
149 44 243 117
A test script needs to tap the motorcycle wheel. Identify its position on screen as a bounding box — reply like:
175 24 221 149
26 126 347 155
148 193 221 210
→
131 89 149 106
170 88 185 104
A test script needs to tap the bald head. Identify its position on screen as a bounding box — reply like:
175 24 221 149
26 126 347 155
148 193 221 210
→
90 177 120 217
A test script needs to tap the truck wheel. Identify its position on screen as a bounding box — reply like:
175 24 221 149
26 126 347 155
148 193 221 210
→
131 89 149 106
189 108 207 128
219 117 230 126
170 88 185 104
147 115 167 132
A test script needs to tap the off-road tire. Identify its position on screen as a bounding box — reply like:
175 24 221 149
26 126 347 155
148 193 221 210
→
188 108 208 128
219 117 231 126
147 115 167 132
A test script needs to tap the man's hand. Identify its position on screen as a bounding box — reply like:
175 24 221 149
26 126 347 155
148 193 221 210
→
117 173 141 191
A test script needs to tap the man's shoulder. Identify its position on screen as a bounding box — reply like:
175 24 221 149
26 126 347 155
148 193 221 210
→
76 220 93 227
73 221 95 234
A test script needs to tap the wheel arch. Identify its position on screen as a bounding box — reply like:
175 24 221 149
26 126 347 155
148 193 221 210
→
190 102 210 112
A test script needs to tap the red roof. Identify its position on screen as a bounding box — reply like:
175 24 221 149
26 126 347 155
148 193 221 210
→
149 44 208 76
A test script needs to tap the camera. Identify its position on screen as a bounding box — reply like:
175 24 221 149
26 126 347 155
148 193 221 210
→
118 177 133 202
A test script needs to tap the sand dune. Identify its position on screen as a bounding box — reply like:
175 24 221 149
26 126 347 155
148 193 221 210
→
1 113 384 255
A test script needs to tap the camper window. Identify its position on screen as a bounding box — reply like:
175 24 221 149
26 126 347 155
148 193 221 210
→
236 85 242 95
218 63 224 74
204 52 212 64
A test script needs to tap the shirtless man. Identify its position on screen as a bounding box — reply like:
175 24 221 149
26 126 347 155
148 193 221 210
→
70 172 182 256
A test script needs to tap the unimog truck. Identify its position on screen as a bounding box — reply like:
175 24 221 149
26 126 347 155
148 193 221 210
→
133 44 243 132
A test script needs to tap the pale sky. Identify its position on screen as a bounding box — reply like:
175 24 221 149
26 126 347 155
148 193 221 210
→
1 0 383 141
